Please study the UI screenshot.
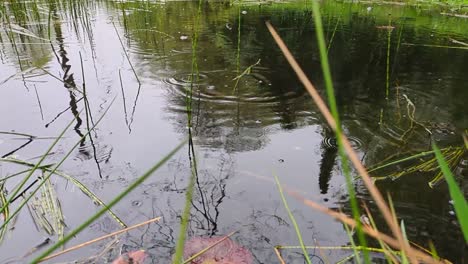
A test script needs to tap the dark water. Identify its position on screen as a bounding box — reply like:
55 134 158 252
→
0 1 467 263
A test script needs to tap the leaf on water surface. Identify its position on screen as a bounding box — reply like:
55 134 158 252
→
27 176 65 238
112 250 147 264
183 236 253 264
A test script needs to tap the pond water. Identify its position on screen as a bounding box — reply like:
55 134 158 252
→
0 1 467 263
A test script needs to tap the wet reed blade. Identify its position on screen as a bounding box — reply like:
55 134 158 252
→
31 139 187 263
368 146 465 186
385 15 392 100
388 195 409 263
310 2 371 261
232 59 261 92
400 220 410 264
45 175 65 240
432 142 468 242
402 43 468 50
277 245 400 255
362 204 400 263
26 173 65 239
0 111 76 216
39 67 84 94
112 21 140 85
0 183 9 243
173 2 203 263
0 112 126 229
173 142 197 264
0 99 121 232
342 216 362 264
275 175 312 264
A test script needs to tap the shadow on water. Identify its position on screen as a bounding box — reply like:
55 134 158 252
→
0 0 467 263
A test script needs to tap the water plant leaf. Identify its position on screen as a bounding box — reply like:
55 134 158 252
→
183 236 253 264
112 250 147 264
432 142 468 242
27 175 65 239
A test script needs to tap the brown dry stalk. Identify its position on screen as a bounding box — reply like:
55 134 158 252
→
183 231 238 264
274 247 287 264
289 191 446 264
265 20 414 263
38 216 161 262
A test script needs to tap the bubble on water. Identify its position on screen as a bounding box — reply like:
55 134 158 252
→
132 200 143 207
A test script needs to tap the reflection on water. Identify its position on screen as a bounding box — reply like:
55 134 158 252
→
0 1 467 263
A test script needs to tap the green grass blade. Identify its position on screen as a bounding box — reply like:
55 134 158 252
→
31 139 187 263
274 174 312 264
310 1 369 262
399 220 409 264
432 142 468 242
172 154 197 264
0 183 9 243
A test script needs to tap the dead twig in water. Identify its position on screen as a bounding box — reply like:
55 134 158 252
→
38 216 161 262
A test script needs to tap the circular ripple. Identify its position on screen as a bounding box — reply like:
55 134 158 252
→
164 71 306 105
164 72 209 87
321 136 363 150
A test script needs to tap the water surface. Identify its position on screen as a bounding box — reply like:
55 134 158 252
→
0 1 467 263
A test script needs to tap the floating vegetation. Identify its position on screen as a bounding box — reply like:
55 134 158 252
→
27 173 65 239
0 157 126 228
368 146 466 187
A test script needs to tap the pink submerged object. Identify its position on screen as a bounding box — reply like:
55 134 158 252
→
183 236 253 264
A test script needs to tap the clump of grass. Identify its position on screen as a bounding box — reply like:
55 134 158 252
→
265 7 457 262
31 139 187 263
0 99 128 233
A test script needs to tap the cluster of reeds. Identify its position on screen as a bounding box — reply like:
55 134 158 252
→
265 1 467 263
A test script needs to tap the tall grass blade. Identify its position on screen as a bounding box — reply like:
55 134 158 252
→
173 155 197 264
274 174 312 264
173 1 203 263
32 139 186 263
309 1 369 261
432 142 468 242
0 183 9 243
